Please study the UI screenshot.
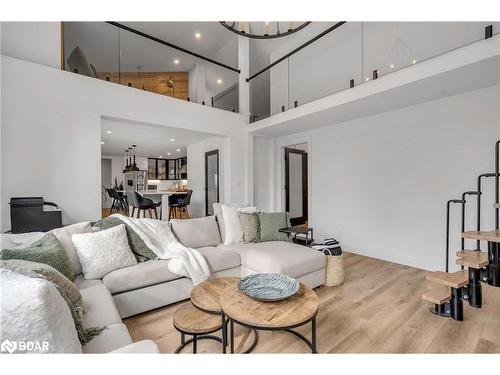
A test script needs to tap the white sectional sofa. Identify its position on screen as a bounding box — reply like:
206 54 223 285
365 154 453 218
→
1 214 325 353
98 216 326 318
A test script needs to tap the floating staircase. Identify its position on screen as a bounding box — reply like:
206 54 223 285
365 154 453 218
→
421 140 500 321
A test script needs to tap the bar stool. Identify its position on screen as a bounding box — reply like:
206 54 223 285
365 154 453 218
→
169 190 192 219
126 191 161 219
106 188 128 215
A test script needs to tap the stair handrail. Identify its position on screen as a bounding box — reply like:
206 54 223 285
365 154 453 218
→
446 199 465 272
496 140 499 230
476 172 500 250
460 191 481 269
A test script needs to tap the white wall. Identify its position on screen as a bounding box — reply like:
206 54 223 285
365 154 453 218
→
253 136 274 211
254 85 500 271
1 22 61 68
1 56 247 230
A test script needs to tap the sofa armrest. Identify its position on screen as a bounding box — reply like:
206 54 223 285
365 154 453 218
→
109 340 160 354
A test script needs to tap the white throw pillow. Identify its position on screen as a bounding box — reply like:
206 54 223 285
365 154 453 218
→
221 204 257 245
72 224 137 279
213 202 249 243
0 268 82 353
51 221 92 275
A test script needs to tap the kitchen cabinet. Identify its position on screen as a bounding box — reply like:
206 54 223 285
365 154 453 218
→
148 157 187 180
148 159 157 179
157 159 167 180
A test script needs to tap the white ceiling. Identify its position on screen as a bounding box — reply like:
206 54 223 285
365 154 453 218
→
120 22 238 67
100 117 214 158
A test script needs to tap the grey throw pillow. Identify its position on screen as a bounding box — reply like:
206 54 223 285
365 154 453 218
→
0 259 83 316
257 212 291 242
239 213 259 243
1 233 75 281
92 217 157 262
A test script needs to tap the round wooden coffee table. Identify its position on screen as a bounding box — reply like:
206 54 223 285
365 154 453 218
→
220 282 319 353
173 302 223 353
190 277 258 353
191 277 239 313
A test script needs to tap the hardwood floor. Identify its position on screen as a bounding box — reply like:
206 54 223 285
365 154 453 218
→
124 252 500 353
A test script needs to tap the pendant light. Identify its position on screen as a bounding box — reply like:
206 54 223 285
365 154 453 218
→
131 145 139 171
123 149 129 173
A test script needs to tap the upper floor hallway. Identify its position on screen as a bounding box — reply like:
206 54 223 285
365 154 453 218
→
2 21 499 136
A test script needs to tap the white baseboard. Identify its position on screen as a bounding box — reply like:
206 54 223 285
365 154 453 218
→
343 245 445 272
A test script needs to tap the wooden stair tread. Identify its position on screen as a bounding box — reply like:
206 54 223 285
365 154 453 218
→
456 251 489 269
462 230 500 243
456 249 477 257
426 270 469 288
422 288 451 305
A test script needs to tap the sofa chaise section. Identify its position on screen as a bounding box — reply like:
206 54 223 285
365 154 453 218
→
219 241 326 288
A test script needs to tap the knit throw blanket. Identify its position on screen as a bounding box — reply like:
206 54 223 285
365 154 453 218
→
109 214 210 285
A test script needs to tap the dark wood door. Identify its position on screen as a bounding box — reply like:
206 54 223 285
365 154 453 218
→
285 148 308 225
205 149 219 216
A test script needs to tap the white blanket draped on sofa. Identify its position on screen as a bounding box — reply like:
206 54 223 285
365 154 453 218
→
110 214 210 285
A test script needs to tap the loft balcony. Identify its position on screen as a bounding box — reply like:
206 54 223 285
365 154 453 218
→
62 22 240 114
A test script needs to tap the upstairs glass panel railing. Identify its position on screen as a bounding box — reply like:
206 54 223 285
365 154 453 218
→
62 22 239 113
250 21 500 123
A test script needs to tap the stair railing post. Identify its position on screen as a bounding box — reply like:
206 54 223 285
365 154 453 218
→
447 199 465 272
476 172 500 250
496 140 499 230
460 191 480 269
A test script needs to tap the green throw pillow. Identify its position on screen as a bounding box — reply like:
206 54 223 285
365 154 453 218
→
92 217 157 262
257 212 291 242
0 233 75 281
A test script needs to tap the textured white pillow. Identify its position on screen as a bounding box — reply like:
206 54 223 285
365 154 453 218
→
0 269 82 353
51 221 92 275
72 224 137 279
221 205 257 245
214 202 249 243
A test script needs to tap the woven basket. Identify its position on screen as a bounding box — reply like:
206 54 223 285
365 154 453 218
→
325 254 344 286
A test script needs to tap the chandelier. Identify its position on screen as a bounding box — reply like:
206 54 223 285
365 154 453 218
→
219 21 311 39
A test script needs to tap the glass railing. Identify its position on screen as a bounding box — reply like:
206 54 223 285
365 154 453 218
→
250 22 500 123
62 22 239 113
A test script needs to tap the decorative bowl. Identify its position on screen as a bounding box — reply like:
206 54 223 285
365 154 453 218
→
238 273 300 301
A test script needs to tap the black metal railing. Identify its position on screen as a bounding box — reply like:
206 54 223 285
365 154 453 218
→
445 139 500 272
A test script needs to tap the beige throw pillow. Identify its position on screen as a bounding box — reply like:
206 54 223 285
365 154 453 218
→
51 222 93 276
239 213 259 243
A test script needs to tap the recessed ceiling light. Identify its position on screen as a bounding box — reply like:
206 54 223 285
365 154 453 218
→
390 64 394 69
167 152 171 155
195 32 201 39
217 79 222 84
365 77 370 81
176 149 181 152
412 59 417 64
159 155 163 158
174 59 179 64
106 130 112 134
170 138 175 142
101 141 104 145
